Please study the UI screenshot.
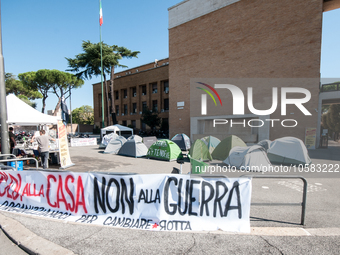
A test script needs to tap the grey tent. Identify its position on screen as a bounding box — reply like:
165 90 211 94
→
171 133 191 151
104 136 127 154
267 137 312 166
257 139 272 152
118 138 148 158
142 136 158 149
224 145 272 171
127 135 143 142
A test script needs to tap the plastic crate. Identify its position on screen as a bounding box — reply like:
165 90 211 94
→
7 161 23 171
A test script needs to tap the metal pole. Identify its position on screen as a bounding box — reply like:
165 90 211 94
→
69 85 73 134
99 0 105 128
0 1 10 155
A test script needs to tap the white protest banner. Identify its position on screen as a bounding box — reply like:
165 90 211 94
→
0 171 252 233
70 138 97 147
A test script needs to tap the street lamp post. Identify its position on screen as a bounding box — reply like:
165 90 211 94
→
0 1 10 155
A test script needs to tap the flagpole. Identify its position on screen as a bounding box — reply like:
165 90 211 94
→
99 0 105 128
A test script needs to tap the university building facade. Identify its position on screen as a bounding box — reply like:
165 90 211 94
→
93 58 169 131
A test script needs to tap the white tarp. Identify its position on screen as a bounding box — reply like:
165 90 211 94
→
6 94 59 125
267 137 312 165
0 171 252 233
99 133 119 149
224 145 272 171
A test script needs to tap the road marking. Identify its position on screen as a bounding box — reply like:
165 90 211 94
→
301 228 311 236
277 180 327 192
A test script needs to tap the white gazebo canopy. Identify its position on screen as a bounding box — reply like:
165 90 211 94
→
5 94 60 125
101 124 133 137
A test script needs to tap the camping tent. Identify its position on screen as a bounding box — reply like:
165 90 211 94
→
211 135 247 161
189 155 210 174
171 133 191 151
201 136 221 154
118 138 148 158
127 135 143 142
147 139 183 161
99 133 119 149
104 136 127 154
101 124 133 139
189 139 213 161
224 145 272 171
6 94 59 125
142 136 158 149
267 137 312 166
257 139 272 152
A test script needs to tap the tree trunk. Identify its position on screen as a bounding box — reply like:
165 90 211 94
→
42 96 47 113
53 97 62 116
110 66 117 124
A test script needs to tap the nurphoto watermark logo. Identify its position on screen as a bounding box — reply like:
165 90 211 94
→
191 78 317 128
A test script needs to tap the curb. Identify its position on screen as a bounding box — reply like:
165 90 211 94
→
0 213 75 255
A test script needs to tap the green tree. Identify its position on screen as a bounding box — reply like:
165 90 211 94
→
322 104 340 140
66 40 139 126
141 106 161 131
72 105 94 125
5 73 42 108
18 70 84 113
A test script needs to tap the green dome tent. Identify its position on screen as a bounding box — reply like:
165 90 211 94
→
189 139 213 161
147 139 183 161
201 136 221 154
211 135 247 161
189 156 210 174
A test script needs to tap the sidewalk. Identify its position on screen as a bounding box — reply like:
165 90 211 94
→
1 142 340 254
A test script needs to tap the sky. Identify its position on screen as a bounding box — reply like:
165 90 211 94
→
1 1 340 113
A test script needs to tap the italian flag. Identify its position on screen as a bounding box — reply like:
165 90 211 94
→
99 0 103 26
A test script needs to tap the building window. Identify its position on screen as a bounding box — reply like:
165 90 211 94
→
124 104 128 115
131 120 136 128
98 94 102 117
163 80 169 94
141 85 147 95
141 120 146 130
152 100 158 112
142 101 147 112
132 87 137 97
122 120 127 126
115 91 119 100
116 105 119 116
164 98 169 111
123 89 127 98
132 103 137 114
152 83 157 94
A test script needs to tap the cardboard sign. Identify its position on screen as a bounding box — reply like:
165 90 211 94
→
57 121 74 168
0 171 252 233
305 127 316 149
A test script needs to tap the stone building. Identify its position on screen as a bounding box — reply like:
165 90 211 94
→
93 58 169 131
168 0 340 145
